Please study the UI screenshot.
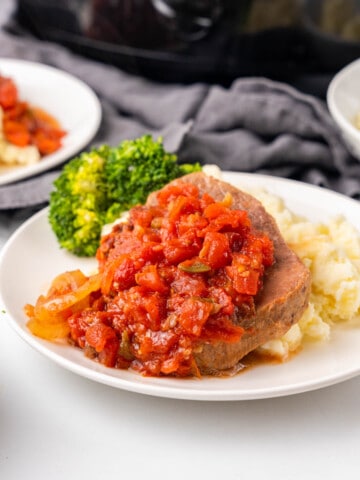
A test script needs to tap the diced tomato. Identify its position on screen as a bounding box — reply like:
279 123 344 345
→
141 293 167 330
168 195 200 222
171 269 207 297
3 120 30 146
32 129 63 155
85 323 117 353
177 213 208 237
156 183 199 205
160 347 192 375
101 255 140 294
199 231 231 269
4 101 28 121
138 330 178 357
0 76 18 109
176 297 213 336
204 202 249 229
208 286 234 316
201 315 244 343
98 337 119 367
163 238 199 264
226 265 260 296
200 192 216 208
130 205 154 228
135 264 168 293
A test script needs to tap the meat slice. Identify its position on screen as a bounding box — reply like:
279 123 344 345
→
147 172 311 375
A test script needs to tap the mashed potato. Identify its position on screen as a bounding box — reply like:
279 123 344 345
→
251 188 360 359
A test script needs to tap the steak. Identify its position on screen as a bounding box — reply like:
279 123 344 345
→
147 172 311 375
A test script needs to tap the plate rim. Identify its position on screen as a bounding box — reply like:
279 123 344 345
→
0 57 102 186
327 57 360 139
1 171 360 401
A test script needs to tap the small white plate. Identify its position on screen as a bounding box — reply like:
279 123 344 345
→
0 58 101 185
1 172 360 401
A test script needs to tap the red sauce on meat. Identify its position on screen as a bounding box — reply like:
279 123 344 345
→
26 181 274 377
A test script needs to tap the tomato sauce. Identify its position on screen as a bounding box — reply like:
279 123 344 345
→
0 74 65 155
25 181 274 377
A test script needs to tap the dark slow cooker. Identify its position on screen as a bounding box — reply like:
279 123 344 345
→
14 0 360 97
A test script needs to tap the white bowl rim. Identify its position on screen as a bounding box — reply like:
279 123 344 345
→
327 57 360 141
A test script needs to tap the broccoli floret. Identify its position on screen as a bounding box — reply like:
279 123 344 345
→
48 135 201 257
104 135 200 223
49 146 109 257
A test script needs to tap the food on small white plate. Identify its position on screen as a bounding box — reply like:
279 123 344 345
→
0 73 65 166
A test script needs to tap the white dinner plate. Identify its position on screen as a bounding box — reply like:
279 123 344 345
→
1 171 360 401
0 58 101 185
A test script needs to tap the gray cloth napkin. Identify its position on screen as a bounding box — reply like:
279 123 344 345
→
0 23 358 209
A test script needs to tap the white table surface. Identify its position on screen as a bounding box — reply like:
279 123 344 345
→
1 213 360 480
